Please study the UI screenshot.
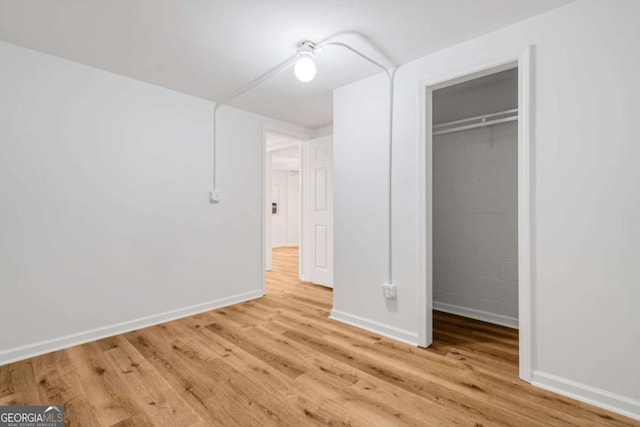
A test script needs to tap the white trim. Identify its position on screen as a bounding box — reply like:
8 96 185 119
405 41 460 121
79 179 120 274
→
416 76 433 348
516 46 533 383
263 129 271 277
417 46 534 383
426 60 517 91
532 371 640 421
0 289 263 367
330 309 418 346
300 139 310 281
433 302 518 329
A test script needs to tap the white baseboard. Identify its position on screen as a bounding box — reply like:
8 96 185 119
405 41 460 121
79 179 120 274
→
532 371 640 421
0 289 264 367
329 309 418 346
433 301 518 329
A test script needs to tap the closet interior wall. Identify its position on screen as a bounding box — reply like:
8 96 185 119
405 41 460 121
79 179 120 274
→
432 68 519 327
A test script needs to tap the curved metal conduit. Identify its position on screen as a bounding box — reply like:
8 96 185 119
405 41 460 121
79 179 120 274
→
210 41 397 288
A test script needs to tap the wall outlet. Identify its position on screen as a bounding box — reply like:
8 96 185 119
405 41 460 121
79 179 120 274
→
382 282 396 299
209 190 221 203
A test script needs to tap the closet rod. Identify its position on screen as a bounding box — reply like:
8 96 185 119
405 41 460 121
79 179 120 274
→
433 108 518 136
433 116 517 136
434 108 518 129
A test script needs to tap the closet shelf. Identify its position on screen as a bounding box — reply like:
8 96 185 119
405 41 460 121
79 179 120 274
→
433 108 518 136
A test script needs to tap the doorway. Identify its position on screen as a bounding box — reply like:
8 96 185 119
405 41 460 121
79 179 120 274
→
265 131 303 279
432 67 519 329
418 48 532 382
264 130 334 292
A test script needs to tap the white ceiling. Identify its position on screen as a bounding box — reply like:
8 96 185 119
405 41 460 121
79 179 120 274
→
0 0 572 129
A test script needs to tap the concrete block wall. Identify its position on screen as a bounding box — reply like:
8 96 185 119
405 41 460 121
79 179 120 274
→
433 122 518 324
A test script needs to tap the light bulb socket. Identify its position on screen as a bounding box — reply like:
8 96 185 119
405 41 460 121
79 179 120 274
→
297 41 316 58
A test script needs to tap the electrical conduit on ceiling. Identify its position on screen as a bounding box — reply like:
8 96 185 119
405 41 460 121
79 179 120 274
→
210 39 397 293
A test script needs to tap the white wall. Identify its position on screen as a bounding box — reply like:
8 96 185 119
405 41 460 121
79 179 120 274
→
333 0 640 418
265 152 273 271
271 170 300 248
433 123 518 324
0 41 310 364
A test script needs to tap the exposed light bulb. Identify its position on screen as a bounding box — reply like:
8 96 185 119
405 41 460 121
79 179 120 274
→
294 55 316 82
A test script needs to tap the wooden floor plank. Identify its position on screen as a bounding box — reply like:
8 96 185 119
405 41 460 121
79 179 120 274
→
102 337 203 427
66 343 141 427
0 246 637 426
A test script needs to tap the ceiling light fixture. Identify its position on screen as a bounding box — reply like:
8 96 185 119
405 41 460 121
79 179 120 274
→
294 41 317 82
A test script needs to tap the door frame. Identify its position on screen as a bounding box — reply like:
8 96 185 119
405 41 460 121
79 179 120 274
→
262 126 309 295
416 46 533 382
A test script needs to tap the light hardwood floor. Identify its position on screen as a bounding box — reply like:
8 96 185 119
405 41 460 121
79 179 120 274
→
0 246 637 426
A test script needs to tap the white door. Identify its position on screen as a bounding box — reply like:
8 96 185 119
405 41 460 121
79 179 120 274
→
304 136 333 287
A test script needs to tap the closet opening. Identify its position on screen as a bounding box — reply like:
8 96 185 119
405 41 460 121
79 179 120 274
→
432 67 519 329
418 51 532 382
433 64 520 368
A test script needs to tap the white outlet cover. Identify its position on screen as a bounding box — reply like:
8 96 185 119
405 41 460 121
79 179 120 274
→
209 190 221 203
